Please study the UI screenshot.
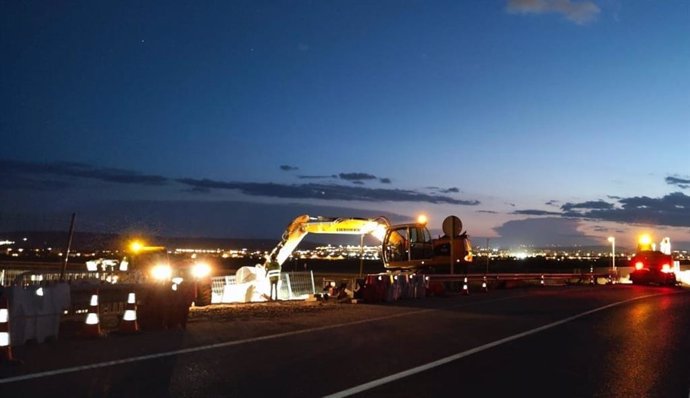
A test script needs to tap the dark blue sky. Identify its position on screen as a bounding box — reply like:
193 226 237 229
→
2 1 689 248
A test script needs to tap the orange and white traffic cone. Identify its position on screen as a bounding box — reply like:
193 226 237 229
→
0 296 20 364
83 290 103 338
462 277 470 295
481 276 489 293
119 292 139 334
540 275 545 287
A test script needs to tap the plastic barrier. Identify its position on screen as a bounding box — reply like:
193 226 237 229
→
4 283 70 345
410 274 426 298
362 275 385 303
386 275 401 302
0 296 18 363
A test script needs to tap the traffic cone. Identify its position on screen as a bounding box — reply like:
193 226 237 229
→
462 277 470 295
119 292 139 334
0 296 20 364
481 276 488 293
540 275 545 286
83 290 103 338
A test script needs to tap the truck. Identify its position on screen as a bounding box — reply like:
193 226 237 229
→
629 251 677 286
629 235 677 286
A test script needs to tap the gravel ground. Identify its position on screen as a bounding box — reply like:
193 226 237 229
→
188 299 353 322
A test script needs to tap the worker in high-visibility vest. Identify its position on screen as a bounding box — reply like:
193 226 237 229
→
266 260 281 300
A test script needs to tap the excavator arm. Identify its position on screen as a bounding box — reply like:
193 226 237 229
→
266 215 391 266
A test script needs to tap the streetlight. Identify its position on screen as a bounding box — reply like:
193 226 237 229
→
607 236 616 273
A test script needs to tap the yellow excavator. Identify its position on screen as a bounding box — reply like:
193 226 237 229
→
265 214 473 271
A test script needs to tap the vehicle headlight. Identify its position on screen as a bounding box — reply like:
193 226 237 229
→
191 262 211 279
151 264 172 281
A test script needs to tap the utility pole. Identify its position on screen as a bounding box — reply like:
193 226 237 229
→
359 234 364 277
60 213 76 281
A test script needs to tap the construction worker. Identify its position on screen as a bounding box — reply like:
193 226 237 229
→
266 259 281 300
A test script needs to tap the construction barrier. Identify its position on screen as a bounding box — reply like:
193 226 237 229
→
0 296 18 364
361 274 389 303
211 271 316 303
138 282 194 330
2 283 70 345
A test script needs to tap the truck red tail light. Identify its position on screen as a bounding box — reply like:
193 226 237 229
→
635 261 644 270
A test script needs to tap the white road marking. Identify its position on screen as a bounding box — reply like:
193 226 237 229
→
324 291 685 398
0 293 529 384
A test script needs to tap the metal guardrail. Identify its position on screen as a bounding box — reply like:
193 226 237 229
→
425 271 617 286
1 269 107 287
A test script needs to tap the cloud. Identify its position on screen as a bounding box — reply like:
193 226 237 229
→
494 217 600 247
379 178 392 184
279 165 299 171
1 199 411 240
298 175 337 180
175 178 481 205
506 0 601 25
563 192 690 227
561 199 614 212
0 175 71 192
545 200 560 207
476 210 499 214
1 159 168 186
666 176 690 189
338 172 377 182
607 195 621 200
426 186 459 193
513 209 562 216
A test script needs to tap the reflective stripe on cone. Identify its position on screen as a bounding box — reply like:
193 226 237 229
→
82 290 103 338
119 292 139 334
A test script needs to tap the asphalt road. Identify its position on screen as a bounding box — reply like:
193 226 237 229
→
2 285 689 397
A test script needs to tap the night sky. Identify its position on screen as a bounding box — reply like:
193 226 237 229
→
1 1 689 248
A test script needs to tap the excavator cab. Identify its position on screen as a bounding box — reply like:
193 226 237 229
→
382 223 434 269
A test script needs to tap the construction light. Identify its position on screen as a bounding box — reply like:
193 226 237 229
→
151 264 172 281
191 262 211 279
129 240 144 253
417 214 428 225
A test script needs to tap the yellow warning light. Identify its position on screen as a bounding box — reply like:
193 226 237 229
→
129 240 144 254
637 234 654 252
417 214 428 225
639 235 651 245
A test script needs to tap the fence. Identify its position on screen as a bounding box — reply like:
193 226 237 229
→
0 269 106 287
210 271 316 304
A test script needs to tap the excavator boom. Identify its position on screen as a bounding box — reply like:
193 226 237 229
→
266 214 473 271
267 215 390 266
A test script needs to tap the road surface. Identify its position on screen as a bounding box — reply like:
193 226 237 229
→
1 285 689 397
